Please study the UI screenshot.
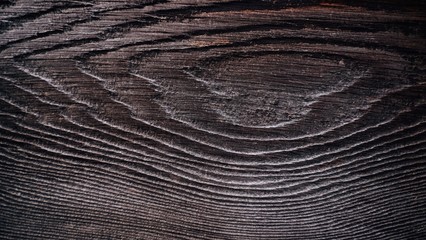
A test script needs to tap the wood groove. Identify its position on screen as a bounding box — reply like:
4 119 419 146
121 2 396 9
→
1 0 426 239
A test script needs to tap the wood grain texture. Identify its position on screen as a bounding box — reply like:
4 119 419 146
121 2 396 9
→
1 0 426 239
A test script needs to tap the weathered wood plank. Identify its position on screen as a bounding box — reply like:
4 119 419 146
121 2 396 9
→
1 0 425 239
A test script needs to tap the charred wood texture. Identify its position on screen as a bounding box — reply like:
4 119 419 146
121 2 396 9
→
1 0 426 239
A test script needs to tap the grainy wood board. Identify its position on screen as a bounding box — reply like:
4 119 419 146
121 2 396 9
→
1 0 426 239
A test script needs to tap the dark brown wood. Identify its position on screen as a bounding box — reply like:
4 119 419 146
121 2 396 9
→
1 0 426 239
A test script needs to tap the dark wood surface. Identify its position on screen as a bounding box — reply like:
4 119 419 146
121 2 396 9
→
1 0 426 239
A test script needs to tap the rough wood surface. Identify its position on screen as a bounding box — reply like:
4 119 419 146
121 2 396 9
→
1 0 426 239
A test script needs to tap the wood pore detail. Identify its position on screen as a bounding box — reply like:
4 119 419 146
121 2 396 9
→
1 0 426 239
